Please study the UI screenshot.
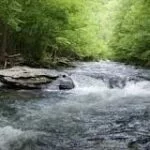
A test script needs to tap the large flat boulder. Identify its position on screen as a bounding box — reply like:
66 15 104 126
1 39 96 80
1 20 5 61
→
0 66 74 90
0 66 59 78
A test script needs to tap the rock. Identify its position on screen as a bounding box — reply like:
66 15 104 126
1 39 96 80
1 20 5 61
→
145 142 150 150
87 136 105 142
1 76 54 89
108 77 126 89
0 66 59 78
59 75 75 90
0 82 3 87
128 139 138 149
0 66 74 90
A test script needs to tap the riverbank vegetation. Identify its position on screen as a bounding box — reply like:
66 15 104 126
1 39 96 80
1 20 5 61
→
109 0 150 66
0 0 149 68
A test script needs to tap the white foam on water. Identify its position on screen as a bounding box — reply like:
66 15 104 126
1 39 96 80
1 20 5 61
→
124 81 150 96
0 126 47 150
35 79 150 119
0 126 23 150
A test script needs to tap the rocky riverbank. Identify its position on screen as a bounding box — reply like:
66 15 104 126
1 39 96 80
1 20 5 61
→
0 66 75 90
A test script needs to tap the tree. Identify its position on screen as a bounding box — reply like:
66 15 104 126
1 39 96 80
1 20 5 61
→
109 0 150 65
0 0 22 67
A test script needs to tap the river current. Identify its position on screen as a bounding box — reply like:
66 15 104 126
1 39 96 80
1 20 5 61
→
0 61 150 150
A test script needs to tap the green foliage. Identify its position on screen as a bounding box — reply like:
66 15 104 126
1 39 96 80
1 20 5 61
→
0 0 22 30
109 0 150 65
13 0 109 63
0 0 149 67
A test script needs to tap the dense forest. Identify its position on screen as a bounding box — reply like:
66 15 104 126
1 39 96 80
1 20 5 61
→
0 0 149 68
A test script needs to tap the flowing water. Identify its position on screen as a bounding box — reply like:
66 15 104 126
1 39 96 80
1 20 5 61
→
0 61 150 150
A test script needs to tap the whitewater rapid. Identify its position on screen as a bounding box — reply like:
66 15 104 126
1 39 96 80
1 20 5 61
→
0 61 150 150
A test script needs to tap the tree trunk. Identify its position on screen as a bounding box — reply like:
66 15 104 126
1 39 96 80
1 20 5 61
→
0 24 8 68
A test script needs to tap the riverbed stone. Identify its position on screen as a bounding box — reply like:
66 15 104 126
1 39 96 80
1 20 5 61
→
0 82 3 87
59 75 75 90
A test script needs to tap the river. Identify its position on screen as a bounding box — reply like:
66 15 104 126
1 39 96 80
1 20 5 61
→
0 61 150 150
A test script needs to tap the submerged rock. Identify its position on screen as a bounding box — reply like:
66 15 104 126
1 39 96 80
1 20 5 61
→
0 66 75 90
0 82 3 87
